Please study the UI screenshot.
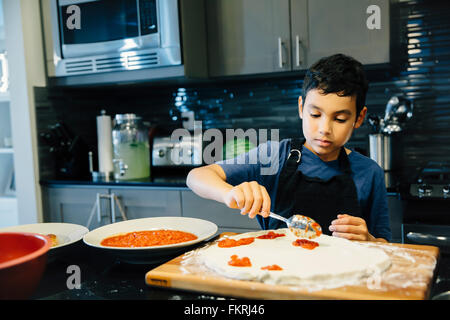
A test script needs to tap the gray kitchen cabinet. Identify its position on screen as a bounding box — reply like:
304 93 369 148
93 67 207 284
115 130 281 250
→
42 186 402 240
109 187 182 221
306 0 390 67
206 0 294 76
290 0 309 71
207 0 390 77
181 190 260 234
42 186 110 230
42 186 183 230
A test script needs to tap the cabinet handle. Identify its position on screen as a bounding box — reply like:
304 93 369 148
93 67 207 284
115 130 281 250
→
295 35 302 67
407 232 450 246
96 192 101 223
0 53 8 91
278 37 285 69
110 193 116 224
406 232 450 246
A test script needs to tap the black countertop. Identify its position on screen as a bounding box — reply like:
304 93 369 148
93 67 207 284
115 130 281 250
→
39 169 404 194
30 240 450 301
31 241 230 300
40 177 188 188
40 168 191 188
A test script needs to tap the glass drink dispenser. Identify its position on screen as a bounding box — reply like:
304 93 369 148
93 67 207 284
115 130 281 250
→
112 114 150 180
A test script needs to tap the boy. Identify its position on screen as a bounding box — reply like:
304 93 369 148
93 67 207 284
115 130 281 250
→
187 54 391 242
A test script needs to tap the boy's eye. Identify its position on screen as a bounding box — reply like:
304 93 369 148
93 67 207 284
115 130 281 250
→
335 118 347 123
310 113 320 118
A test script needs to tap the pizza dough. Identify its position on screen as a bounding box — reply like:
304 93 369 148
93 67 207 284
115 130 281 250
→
196 229 391 288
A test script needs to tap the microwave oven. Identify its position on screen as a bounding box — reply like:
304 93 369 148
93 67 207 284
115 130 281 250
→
41 0 208 85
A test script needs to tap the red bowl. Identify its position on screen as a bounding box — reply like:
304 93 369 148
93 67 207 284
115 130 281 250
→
0 232 51 300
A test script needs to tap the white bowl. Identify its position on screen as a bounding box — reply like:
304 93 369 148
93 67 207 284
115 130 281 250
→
83 217 218 250
0 223 88 250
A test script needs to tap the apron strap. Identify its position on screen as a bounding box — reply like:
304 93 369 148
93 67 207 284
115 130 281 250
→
337 146 353 175
290 137 352 175
262 138 304 229
285 138 305 170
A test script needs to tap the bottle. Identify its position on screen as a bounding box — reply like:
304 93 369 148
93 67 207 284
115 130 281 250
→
112 114 150 180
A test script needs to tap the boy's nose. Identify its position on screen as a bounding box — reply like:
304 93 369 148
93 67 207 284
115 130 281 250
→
319 120 332 135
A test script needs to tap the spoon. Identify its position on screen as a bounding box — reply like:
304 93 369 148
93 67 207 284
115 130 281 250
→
268 212 322 239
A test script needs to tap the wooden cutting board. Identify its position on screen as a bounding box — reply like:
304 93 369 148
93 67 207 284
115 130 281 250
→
145 233 440 300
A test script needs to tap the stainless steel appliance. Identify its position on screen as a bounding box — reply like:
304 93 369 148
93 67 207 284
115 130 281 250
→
409 162 450 199
369 133 393 188
41 0 208 84
401 162 450 298
152 132 202 167
368 96 413 188
403 162 450 248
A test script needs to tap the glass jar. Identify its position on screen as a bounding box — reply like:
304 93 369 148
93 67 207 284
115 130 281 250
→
112 114 150 180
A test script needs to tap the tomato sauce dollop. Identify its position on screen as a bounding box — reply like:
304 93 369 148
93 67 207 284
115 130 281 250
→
256 231 286 239
261 264 283 271
228 255 252 267
292 239 319 250
100 230 197 247
218 237 255 248
311 222 323 238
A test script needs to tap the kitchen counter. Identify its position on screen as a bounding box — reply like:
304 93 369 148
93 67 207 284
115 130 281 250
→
39 173 402 194
40 179 402 196
39 168 191 189
31 239 448 301
40 177 188 189
31 241 229 300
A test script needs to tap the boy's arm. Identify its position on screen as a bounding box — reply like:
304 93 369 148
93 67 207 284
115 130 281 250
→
368 234 389 243
186 164 233 204
186 164 271 218
330 167 391 243
329 214 388 242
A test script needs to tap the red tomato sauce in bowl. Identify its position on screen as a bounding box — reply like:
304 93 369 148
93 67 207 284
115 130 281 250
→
100 230 198 248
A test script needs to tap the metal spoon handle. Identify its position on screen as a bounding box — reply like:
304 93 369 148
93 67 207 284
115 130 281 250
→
268 212 289 224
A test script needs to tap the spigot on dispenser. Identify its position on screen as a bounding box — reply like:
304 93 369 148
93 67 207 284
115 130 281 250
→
113 159 129 177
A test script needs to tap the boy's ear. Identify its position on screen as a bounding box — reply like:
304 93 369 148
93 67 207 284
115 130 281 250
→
298 96 303 119
354 106 368 129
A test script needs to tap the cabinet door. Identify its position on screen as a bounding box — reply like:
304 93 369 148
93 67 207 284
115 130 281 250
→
110 188 182 221
43 187 110 230
207 0 291 77
306 0 390 67
181 190 260 234
290 0 309 70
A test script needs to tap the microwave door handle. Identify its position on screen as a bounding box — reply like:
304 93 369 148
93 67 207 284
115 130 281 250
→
406 232 450 246
59 0 101 6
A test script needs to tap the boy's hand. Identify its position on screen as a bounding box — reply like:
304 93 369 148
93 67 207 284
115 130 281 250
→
223 181 271 219
328 214 374 241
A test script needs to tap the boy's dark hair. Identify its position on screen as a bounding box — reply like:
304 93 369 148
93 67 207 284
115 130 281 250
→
302 53 369 116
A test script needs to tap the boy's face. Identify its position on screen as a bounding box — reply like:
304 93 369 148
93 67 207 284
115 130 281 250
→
298 89 367 162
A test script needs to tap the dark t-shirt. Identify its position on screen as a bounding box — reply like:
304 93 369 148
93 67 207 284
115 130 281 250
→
217 138 392 241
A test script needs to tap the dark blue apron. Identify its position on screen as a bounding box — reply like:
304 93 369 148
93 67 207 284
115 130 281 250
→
259 138 366 235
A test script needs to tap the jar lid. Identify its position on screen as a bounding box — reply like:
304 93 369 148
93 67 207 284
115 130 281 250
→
114 114 142 122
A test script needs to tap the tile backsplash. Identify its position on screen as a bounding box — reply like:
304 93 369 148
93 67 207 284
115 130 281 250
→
35 0 450 183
